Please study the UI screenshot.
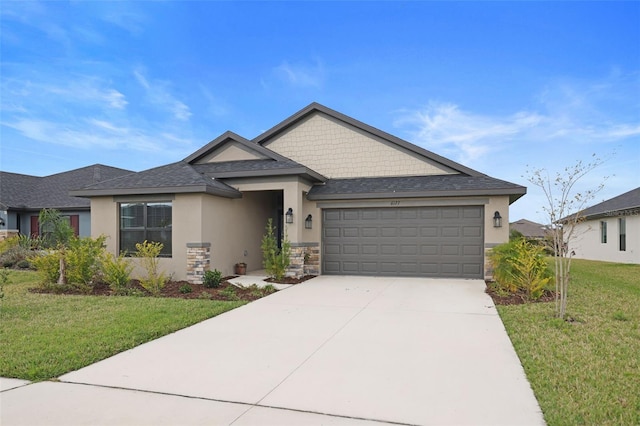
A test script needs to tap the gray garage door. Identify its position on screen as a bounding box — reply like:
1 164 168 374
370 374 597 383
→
322 206 484 278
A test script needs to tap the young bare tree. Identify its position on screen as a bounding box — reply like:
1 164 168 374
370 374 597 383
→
527 155 606 319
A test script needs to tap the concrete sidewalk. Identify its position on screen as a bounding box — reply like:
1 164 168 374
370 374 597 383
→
1 276 545 425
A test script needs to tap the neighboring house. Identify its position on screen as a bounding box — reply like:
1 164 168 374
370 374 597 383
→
565 187 639 264
71 103 526 283
0 165 133 239
510 218 550 240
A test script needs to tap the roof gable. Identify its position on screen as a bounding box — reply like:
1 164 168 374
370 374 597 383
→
184 131 288 164
254 103 485 179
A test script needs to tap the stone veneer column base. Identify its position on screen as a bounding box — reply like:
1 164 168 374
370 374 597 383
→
186 242 211 285
287 242 319 278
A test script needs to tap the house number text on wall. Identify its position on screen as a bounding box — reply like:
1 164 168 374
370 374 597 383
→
390 201 400 206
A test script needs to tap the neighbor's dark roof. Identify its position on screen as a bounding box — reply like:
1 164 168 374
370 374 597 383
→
510 219 549 239
307 174 526 203
70 161 242 198
0 165 132 210
578 187 640 219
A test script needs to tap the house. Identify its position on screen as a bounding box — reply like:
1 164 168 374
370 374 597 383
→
0 165 133 240
71 103 526 283
510 218 549 240
565 187 639 264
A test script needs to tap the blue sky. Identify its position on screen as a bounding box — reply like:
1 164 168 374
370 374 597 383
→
1 1 639 223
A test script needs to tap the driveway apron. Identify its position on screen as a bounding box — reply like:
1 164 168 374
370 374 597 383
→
8 276 545 425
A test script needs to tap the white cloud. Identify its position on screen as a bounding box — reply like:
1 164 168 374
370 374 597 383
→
133 67 192 122
272 59 325 88
395 102 542 163
395 73 640 165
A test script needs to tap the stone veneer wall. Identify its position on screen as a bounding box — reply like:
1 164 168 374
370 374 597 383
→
287 242 320 278
186 242 211 285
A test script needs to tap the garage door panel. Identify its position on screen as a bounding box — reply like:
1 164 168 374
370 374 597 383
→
324 227 340 238
324 210 340 221
380 262 399 273
381 227 397 237
441 227 460 237
400 227 418 237
343 210 359 221
362 244 378 255
400 245 418 255
381 244 398 255
442 245 460 256
343 227 359 238
441 208 461 219
463 226 482 237
361 227 378 237
324 244 341 255
421 227 438 237
323 206 483 278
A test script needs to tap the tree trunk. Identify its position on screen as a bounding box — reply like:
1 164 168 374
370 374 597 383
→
57 256 66 285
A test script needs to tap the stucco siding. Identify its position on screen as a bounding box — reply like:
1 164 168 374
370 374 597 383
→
264 113 456 178
568 216 639 264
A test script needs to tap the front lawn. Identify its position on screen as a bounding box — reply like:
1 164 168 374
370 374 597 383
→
498 259 640 425
0 270 246 381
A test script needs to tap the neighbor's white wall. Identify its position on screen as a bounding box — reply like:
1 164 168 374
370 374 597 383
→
264 112 456 178
567 216 639 264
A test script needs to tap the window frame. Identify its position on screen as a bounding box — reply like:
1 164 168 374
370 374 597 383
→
619 217 626 252
119 201 173 257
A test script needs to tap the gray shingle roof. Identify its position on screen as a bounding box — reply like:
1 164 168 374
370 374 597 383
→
71 162 242 198
0 165 132 210
307 174 526 203
191 159 326 181
579 187 640 219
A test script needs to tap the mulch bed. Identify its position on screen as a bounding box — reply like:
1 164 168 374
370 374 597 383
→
30 275 316 301
485 281 556 305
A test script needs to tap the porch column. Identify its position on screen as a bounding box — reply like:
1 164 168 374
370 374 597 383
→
282 181 305 243
186 242 211 285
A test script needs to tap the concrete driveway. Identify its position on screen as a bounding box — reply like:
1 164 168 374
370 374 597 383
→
1 276 544 425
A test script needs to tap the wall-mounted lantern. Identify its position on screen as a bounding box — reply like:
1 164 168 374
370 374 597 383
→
305 214 313 229
285 208 293 224
493 211 502 228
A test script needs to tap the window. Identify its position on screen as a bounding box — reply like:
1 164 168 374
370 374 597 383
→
600 221 607 244
619 218 626 252
120 202 172 256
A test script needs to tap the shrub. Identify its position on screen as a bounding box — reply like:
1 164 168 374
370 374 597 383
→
32 250 62 285
179 284 193 294
261 218 291 281
65 236 107 293
103 253 133 295
220 284 239 301
135 240 167 296
0 236 20 254
0 268 8 300
203 269 222 288
490 238 554 300
0 245 33 269
16 260 31 269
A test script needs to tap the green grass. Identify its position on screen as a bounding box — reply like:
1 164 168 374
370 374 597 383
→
497 259 640 425
0 270 246 381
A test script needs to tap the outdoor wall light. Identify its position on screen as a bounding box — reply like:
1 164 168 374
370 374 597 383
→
285 208 293 224
305 214 313 229
493 211 503 228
